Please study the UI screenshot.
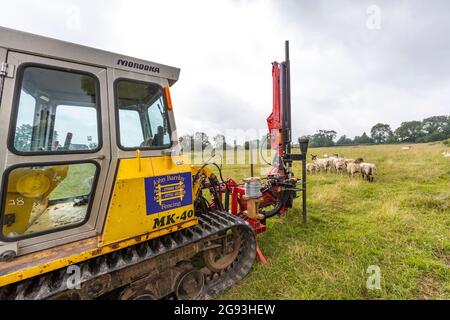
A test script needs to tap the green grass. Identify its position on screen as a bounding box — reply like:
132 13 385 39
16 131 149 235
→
41 143 450 299
442 138 450 146
50 163 96 200
215 143 450 299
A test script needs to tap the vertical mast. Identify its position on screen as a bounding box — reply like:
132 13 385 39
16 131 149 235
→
281 40 292 172
285 40 292 157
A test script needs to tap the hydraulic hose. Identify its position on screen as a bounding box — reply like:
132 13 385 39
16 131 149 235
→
262 189 290 219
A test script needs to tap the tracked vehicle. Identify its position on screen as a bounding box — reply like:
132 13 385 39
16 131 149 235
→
0 27 307 300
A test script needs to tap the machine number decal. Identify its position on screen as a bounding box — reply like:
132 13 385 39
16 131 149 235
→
151 209 194 229
144 172 193 215
8 198 24 206
180 209 194 220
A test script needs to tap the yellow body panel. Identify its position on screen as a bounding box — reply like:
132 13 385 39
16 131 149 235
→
100 155 197 246
0 219 198 287
0 155 199 287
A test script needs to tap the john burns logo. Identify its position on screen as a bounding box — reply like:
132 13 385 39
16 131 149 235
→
117 59 160 73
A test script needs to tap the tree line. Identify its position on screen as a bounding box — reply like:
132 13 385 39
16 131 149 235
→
178 132 266 151
178 115 450 151
306 115 450 148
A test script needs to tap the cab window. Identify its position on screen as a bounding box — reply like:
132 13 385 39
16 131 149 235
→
116 80 171 149
11 66 100 153
1 162 98 239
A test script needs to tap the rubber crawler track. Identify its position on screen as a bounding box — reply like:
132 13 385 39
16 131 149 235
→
0 211 256 300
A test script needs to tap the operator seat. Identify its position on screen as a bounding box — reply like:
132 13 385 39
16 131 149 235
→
152 126 164 146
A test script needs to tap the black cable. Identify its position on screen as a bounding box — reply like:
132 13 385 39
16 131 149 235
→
210 162 226 183
259 135 272 166
193 161 229 185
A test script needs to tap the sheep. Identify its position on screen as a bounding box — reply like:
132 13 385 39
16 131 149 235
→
306 163 317 174
344 158 356 166
360 162 377 182
347 158 363 178
331 155 345 172
334 159 347 174
324 158 335 172
333 158 345 168
347 163 360 177
311 155 332 173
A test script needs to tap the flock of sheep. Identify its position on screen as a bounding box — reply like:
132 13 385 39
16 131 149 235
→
306 154 378 182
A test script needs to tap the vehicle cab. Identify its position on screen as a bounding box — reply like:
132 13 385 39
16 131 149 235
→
0 27 196 267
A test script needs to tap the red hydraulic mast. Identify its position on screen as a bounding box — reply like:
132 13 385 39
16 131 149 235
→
267 62 282 158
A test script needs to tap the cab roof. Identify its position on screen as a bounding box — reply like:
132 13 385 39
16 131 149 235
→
0 26 180 86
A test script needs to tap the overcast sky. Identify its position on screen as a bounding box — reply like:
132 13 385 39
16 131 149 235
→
1 0 449 141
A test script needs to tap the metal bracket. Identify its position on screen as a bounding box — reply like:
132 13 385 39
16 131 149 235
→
0 62 15 78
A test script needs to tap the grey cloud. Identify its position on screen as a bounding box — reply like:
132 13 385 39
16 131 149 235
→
0 0 448 140
276 0 450 137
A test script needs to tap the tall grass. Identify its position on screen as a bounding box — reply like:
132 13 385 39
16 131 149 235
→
218 143 449 299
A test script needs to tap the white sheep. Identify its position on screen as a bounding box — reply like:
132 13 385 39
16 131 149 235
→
311 155 332 173
360 162 377 182
334 159 347 174
347 163 360 177
306 163 317 174
347 158 363 178
344 158 356 166
323 154 343 172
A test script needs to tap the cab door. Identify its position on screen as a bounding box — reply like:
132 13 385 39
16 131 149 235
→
97 68 197 246
0 52 110 255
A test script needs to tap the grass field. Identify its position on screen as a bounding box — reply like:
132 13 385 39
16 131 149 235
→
217 143 450 299
50 163 96 200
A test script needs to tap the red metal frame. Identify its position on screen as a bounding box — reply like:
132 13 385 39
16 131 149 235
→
208 61 289 264
211 178 291 264
215 180 290 217
267 62 282 156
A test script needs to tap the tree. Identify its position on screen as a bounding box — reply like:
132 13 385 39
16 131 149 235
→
179 134 193 152
354 132 373 145
370 123 393 144
445 116 450 137
250 139 260 149
194 132 210 151
243 140 260 150
395 121 424 142
14 124 33 151
336 135 353 146
360 132 373 144
420 115 449 142
309 130 337 147
213 134 226 150
386 134 398 144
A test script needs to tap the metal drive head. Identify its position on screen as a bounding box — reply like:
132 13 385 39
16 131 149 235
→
298 138 309 155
